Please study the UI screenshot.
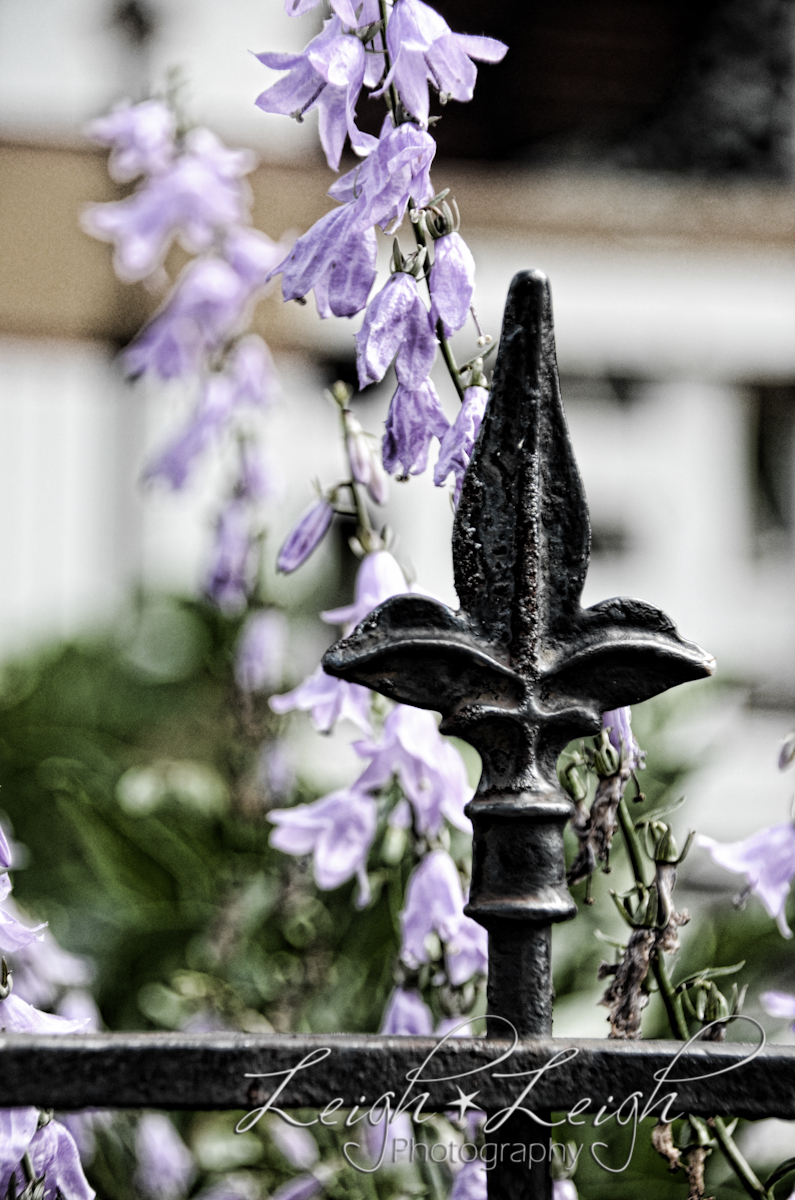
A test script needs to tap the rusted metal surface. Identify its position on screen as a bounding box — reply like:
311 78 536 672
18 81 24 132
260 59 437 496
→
0 1032 790 1120
324 271 714 1198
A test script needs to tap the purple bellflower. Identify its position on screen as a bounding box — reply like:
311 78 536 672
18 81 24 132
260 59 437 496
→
434 385 488 506
255 18 375 171
328 120 436 234
445 910 488 986
400 850 487 983
205 497 259 614
761 990 795 1026
322 550 407 632
271 1177 323 1200
269 787 377 905
602 706 644 771
354 704 472 835
282 0 359 26
429 232 476 338
0 992 89 1034
0 875 46 953
223 226 287 290
145 339 277 489
356 272 437 391
134 1113 196 1200
380 0 507 127
383 380 450 478
553 1185 578 1200
380 986 434 1035
9 924 93 1009
269 1122 319 1171
698 822 795 937
25 1121 95 1200
451 1160 488 1200
82 128 254 281
0 1109 40 1181
87 99 175 182
277 497 334 573
270 665 372 734
235 609 287 693
275 204 377 318
126 257 253 381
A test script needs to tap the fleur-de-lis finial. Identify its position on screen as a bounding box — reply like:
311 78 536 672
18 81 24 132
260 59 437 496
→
323 269 714 1043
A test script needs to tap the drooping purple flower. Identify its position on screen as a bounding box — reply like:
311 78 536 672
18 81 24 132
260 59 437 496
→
434 385 488 507
383 380 450 477
223 227 287 290
277 497 334 573
82 128 254 281
258 740 296 801
255 18 374 171
444 908 488 986
602 707 644 771
380 987 433 1035
429 233 476 338
761 990 795 1026
269 1121 319 1170
283 0 359 25
8 921 93 1009
235 610 287 693
697 823 795 937
271 1177 323 1200
145 338 277 489
0 1108 39 1183
126 258 250 381
0 992 89 1033
195 1177 259 1200
329 120 436 234
354 704 471 835
270 665 372 734
205 498 256 613
356 273 436 391
451 1160 487 1200
271 201 377 318
322 551 407 632
0 874 46 952
25 1120 95 1200
269 787 377 904
344 414 385 500
553 1184 578 1200
381 0 507 127
87 99 176 182
134 1114 195 1200
400 849 464 966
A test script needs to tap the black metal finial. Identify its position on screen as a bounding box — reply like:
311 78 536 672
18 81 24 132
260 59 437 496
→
323 270 714 1198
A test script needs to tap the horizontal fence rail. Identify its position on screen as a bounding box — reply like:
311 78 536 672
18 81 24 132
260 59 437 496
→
0 1033 793 1120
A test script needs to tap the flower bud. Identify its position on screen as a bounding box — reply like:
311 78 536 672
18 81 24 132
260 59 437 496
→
345 414 372 486
277 497 333 573
367 456 389 506
558 759 587 802
780 731 795 770
593 730 620 777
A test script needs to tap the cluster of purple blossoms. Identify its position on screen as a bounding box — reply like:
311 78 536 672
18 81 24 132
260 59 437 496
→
84 99 284 621
258 0 506 510
0 827 96 1200
270 552 475 913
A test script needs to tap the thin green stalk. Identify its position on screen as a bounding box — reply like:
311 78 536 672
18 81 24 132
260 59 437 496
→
377 0 401 117
615 794 770 1198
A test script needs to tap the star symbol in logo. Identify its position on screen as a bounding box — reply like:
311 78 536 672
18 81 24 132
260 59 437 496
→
448 1085 481 1123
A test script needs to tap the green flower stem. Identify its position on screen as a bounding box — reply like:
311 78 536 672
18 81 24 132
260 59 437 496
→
616 793 770 1199
377 0 401 117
